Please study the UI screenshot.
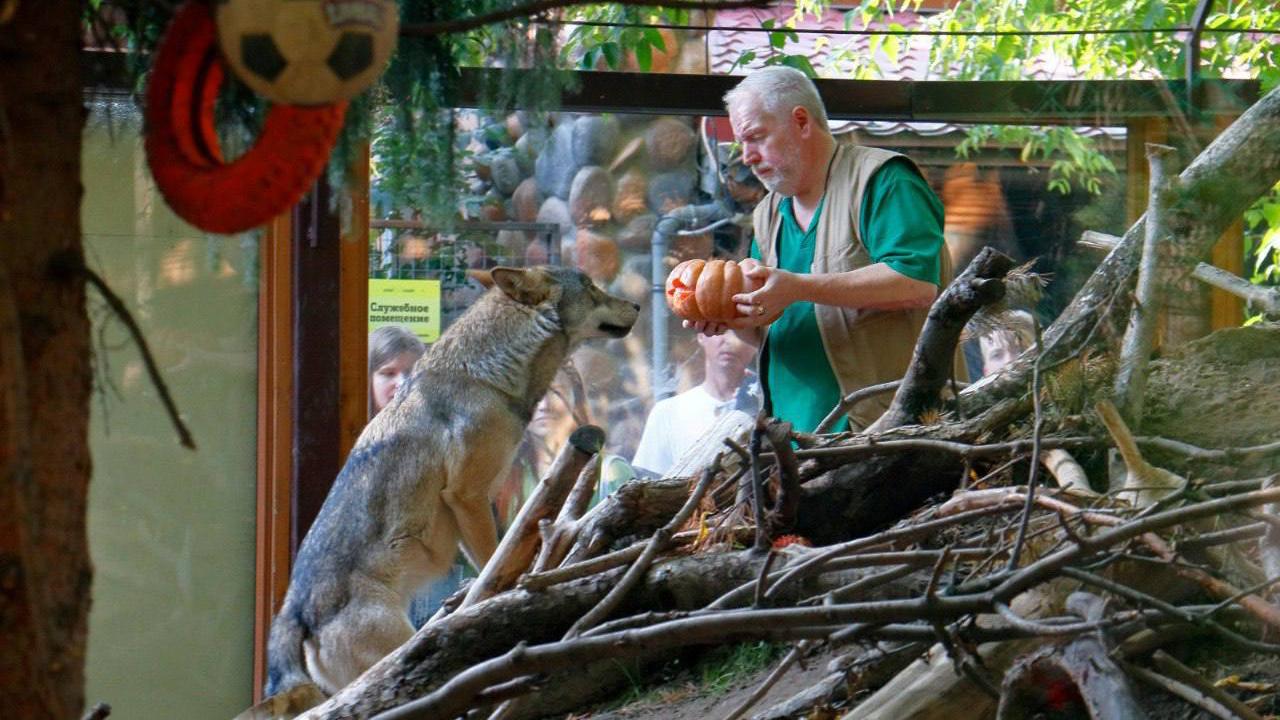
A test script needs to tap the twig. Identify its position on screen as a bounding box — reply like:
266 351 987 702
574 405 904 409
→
1124 661 1241 720
563 462 718 638
520 529 701 591
719 641 810 720
1192 261 1280 316
1151 650 1266 720
81 703 112 720
763 503 1029 602
771 434 1098 463
399 0 772 37
1114 143 1176 425
818 563 920 605
749 420 770 553
1006 314 1045 572
763 420 800 534
1064 567 1280 655
753 549 779 608
815 380 901 434
1139 437 1280 464
81 265 196 450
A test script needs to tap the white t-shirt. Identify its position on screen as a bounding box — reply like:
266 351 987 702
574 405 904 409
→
632 385 741 477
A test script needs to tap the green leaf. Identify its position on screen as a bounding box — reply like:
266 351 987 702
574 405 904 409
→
777 54 819 77
601 42 621 69
643 27 666 52
635 41 652 71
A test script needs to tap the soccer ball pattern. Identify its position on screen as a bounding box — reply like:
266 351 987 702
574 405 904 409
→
215 0 399 105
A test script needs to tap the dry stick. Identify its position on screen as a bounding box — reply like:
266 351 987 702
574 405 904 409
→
563 462 718 639
379 489 1280 720
772 434 1098 463
1115 143 1177 426
1005 315 1045 572
719 641 811 720
1193 261 1280 316
753 549 779 608
531 453 603 573
1139 436 1280 464
459 425 604 610
764 420 801 534
815 380 901 434
749 421 770 553
520 529 701 591
82 266 196 450
1124 662 1240 720
81 704 112 720
819 563 920 604
1151 650 1266 720
1062 567 1280 655
762 502 1029 603
955 486 1280 634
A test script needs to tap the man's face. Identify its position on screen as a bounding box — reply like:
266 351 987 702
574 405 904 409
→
730 98 803 196
699 331 756 378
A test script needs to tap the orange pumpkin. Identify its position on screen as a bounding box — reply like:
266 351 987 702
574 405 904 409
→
665 258 755 322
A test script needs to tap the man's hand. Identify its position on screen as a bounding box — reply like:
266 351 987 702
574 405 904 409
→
731 258 791 326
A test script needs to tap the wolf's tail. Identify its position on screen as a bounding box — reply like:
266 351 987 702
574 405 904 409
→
232 607 325 720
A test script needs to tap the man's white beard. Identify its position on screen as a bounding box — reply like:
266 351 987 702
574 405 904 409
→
755 169 793 196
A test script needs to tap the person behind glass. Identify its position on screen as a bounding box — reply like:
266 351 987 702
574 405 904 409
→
632 331 759 477
368 324 426 418
688 66 955 433
979 310 1035 377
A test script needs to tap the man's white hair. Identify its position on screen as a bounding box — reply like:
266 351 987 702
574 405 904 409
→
723 66 830 132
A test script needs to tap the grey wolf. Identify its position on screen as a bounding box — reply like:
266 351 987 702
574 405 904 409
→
242 266 638 717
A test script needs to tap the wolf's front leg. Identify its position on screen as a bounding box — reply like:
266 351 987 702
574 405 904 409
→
442 485 499 571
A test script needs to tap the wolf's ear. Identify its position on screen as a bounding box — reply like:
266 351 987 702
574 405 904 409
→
491 267 553 305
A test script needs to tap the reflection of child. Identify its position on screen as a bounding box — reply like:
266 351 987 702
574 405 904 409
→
978 310 1036 376
368 325 426 417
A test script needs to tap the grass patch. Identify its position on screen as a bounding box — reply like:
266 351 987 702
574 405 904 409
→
697 641 787 694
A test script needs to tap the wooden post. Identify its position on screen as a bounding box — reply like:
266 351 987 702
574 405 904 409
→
1210 114 1245 329
339 144 371 461
254 212 294 701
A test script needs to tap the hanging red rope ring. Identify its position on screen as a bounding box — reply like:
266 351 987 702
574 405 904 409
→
145 1 348 235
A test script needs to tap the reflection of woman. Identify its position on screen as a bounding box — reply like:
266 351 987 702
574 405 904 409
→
368 325 426 417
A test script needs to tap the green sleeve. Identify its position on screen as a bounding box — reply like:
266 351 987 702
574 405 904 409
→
749 237 761 261
858 158 944 285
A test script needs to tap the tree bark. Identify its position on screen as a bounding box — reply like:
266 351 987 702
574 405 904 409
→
0 1 93 717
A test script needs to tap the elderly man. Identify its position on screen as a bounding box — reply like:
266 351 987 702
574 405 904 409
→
692 66 953 432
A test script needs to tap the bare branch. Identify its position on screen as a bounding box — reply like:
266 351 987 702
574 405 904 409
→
1193 261 1280 316
81 265 196 450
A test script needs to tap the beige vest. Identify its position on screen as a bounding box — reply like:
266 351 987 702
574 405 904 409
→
753 141 954 429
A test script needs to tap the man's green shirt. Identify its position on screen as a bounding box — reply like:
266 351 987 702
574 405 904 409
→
749 158 944 433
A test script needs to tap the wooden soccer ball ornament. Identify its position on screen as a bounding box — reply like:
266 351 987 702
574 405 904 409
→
665 258 761 322
215 0 399 105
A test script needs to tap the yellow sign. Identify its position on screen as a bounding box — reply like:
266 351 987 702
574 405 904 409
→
368 279 442 343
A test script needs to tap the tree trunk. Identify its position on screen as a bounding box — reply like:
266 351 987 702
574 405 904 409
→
0 1 92 717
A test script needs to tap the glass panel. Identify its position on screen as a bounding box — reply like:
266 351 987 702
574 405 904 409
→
82 99 258 718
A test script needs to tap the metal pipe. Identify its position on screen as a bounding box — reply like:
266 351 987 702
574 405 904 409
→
649 201 733 404
1185 0 1215 113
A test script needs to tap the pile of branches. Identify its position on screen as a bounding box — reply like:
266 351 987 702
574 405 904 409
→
295 84 1280 720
